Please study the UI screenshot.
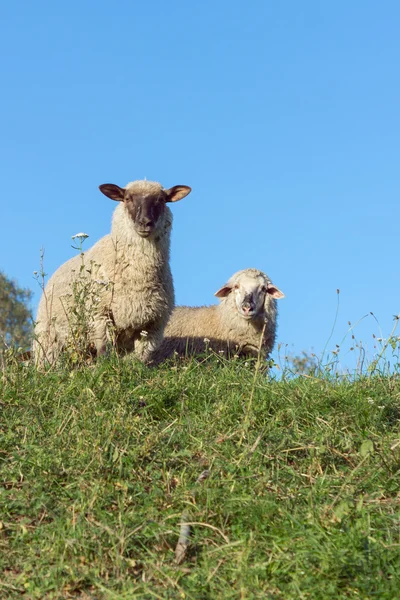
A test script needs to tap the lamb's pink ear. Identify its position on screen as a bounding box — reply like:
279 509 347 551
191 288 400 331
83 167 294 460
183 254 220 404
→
214 283 232 298
266 285 285 299
99 184 125 201
164 185 192 202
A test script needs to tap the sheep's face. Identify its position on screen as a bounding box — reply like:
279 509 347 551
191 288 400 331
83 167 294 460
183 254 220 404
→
125 191 167 237
215 270 285 320
99 182 192 238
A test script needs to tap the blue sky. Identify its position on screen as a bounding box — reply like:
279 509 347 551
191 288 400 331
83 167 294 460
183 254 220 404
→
1 1 399 369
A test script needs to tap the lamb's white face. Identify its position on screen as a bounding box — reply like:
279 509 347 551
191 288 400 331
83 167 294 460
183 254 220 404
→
232 274 269 319
215 270 285 320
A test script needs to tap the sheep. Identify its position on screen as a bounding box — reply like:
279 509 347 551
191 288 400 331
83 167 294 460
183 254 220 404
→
150 268 285 364
33 179 192 366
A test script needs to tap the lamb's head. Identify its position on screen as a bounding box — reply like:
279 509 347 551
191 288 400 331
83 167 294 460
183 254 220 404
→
99 180 191 238
215 268 285 320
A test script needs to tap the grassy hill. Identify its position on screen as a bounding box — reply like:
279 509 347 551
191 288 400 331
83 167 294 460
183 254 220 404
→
1 353 399 599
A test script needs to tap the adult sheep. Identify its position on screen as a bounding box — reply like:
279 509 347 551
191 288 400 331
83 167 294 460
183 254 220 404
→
33 179 192 366
150 268 284 363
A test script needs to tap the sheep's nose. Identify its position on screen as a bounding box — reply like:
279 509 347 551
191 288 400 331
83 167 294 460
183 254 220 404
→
140 218 154 228
242 301 254 314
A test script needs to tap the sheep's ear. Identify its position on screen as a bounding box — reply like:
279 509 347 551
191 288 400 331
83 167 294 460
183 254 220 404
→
99 184 125 201
266 285 285 299
214 284 232 298
164 185 192 203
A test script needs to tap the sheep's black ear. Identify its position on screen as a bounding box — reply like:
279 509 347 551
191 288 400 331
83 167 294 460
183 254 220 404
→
266 285 285 299
164 185 192 203
214 284 232 298
99 184 125 201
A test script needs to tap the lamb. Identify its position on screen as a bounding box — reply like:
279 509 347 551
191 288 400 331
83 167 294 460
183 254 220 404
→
33 179 192 366
150 268 284 363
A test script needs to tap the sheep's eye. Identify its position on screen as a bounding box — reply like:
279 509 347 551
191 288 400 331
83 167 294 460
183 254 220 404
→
234 284 239 290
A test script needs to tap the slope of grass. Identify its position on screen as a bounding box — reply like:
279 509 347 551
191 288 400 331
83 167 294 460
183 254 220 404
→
1 354 399 599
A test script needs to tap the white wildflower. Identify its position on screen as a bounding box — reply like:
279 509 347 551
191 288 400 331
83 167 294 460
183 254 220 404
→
203 338 210 343
140 330 148 338
367 398 374 405
71 232 89 241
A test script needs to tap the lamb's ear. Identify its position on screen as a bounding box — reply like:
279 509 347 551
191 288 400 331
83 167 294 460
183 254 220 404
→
266 285 285 299
164 185 192 202
214 284 232 298
99 184 125 201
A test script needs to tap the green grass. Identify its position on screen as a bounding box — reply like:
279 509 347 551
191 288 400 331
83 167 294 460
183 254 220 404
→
1 354 399 599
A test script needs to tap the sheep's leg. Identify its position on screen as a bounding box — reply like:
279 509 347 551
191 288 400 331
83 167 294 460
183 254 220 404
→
134 326 163 363
93 318 108 356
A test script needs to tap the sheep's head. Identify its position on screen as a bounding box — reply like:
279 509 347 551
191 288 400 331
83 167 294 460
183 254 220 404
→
99 180 191 238
215 269 284 320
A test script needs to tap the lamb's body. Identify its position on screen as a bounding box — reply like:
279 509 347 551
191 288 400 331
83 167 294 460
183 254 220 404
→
151 268 284 363
33 180 191 366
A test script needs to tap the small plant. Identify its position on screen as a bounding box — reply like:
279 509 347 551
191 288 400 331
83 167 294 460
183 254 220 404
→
62 233 116 366
368 314 400 375
33 247 53 365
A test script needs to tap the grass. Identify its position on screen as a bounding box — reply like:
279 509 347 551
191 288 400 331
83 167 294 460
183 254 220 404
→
1 352 399 599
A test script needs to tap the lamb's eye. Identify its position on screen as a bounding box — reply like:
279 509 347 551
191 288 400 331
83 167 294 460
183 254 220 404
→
234 284 239 290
